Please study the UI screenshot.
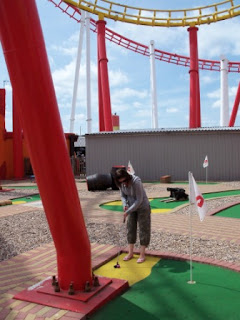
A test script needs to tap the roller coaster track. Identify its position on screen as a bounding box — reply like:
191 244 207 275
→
63 0 240 27
49 0 240 73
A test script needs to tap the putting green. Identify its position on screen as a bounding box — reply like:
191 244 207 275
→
100 190 240 217
6 185 38 189
11 194 41 204
171 181 217 185
100 198 184 214
8 190 240 219
94 253 160 286
144 181 217 185
217 203 240 219
92 258 240 320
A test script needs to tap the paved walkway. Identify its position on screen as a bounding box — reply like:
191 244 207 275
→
0 180 240 319
0 243 119 320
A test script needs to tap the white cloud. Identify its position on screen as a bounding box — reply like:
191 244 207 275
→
106 11 240 62
206 85 239 111
207 89 220 99
135 109 152 118
202 118 219 127
111 87 148 102
133 101 142 108
50 31 80 58
211 100 221 109
197 20 240 59
109 69 129 86
112 103 130 113
201 75 218 85
160 96 188 111
52 61 75 95
2 0 240 136
229 85 239 97
166 107 178 113
120 118 150 130
112 98 149 114
51 45 77 57
109 19 187 54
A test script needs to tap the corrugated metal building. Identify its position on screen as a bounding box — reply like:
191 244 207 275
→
85 127 240 181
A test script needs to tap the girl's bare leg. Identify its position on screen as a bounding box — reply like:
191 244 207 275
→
139 245 146 260
123 244 134 260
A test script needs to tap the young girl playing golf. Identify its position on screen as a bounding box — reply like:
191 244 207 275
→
115 168 151 263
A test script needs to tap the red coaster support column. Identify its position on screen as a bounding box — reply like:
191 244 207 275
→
0 89 6 135
229 81 240 127
0 0 91 290
196 75 201 127
97 15 113 131
13 93 24 179
188 26 201 128
98 50 105 131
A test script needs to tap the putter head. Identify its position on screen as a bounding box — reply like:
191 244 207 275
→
114 262 120 268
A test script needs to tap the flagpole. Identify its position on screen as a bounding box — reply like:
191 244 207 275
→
188 172 196 285
203 155 208 184
188 171 207 284
188 203 196 284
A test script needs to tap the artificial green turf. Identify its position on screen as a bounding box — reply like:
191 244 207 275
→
203 190 240 199
216 203 240 219
102 205 124 212
143 181 217 185
100 190 240 212
100 198 187 212
150 198 186 209
171 181 217 185
11 194 41 203
91 259 240 320
6 185 38 189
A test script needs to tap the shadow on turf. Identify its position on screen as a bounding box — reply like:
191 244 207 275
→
160 259 190 273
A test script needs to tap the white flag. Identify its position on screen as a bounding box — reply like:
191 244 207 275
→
203 155 208 168
127 161 135 175
188 172 207 221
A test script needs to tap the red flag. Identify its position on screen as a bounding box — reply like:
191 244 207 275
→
189 172 207 221
127 161 135 175
203 155 208 168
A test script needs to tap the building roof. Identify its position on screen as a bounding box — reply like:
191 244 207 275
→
86 126 240 136
74 136 86 147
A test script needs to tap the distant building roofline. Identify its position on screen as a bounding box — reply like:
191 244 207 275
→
86 126 240 136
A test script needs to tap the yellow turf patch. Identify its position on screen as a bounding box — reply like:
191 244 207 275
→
12 201 26 204
94 253 160 286
103 200 172 214
105 199 154 205
104 200 122 206
151 208 171 213
104 199 155 206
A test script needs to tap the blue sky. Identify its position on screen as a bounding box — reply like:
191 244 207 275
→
1 0 240 134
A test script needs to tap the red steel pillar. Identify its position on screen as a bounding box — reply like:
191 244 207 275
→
98 50 105 131
196 76 201 127
188 26 201 128
0 89 5 134
229 81 240 127
0 0 91 290
13 94 24 179
97 16 113 131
